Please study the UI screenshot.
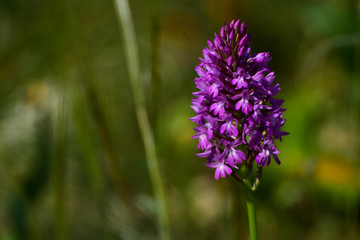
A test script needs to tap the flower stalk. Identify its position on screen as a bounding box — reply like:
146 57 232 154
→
233 164 260 239
244 177 258 240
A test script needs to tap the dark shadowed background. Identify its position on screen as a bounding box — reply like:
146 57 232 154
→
0 0 359 239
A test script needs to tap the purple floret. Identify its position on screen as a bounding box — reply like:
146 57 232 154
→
190 19 288 180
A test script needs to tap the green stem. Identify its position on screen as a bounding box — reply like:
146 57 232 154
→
244 178 258 240
113 0 170 239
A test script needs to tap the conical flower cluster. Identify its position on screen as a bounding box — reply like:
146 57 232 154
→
190 19 288 180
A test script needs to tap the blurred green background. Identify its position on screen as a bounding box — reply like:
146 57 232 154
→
0 0 359 239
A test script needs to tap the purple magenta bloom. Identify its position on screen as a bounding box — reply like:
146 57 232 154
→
234 90 253 114
206 160 232 180
190 19 288 180
192 126 212 150
209 98 227 117
220 114 239 137
255 140 280 166
232 69 249 89
225 140 246 167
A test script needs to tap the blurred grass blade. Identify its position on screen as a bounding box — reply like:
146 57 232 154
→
113 0 170 239
53 80 69 240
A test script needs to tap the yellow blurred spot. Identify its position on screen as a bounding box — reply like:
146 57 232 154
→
314 157 360 189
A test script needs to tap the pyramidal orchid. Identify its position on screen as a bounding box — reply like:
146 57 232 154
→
190 19 288 180
190 19 289 240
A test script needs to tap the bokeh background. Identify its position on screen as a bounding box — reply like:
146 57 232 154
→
0 0 359 239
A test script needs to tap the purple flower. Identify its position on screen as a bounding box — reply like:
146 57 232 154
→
234 90 253 114
191 19 288 180
192 126 212 150
206 160 232 180
205 148 233 180
201 148 232 180
210 97 227 117
255 140 280 166
220 115 239 137
225 140 246 167
232 69 249 89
